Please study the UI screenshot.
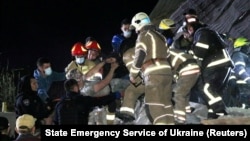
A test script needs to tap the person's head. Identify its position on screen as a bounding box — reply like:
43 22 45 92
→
159 18 175 30
183 16 202 41
85 40 101 61
66 68 85 87
15 114 36 135
183 8 197 19
234 37 250 54
64 79 79 93
71 42 88 65
158 18 176 38
18 74 38 94
0 116 10 135
121 18 132 38
130 12 151 33
36 57 52 76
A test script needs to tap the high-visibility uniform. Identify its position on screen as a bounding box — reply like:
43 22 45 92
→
167 48 200 123
120 25 174 125
189 27 233 116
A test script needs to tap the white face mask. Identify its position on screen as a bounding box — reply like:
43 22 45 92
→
44 67 52 76
76 57 85 64
123 30 132 38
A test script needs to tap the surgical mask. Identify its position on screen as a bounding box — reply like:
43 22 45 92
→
44 67 52 76
76 57 85 64
123 30 132 38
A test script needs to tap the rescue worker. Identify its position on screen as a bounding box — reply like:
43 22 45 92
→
65 42 96 78
119 12 174 125
184 15 233 118
159 19 201 123
118 47 151 124
176 8 198 34
167 48 200 124
85 39 103 64
85 39 130 124
158 18 176 46
227 37 250 108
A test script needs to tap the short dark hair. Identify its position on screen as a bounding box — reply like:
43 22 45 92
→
36 57 51 67
121 18 130 26
64 79 78 92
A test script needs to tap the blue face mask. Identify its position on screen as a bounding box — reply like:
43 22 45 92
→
44 67 52 76
76 57 85 64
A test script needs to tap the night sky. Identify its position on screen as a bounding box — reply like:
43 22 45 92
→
0 0 158 73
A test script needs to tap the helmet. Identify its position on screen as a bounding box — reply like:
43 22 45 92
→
159 19 175 30
130 12 151 32
234 37 250 48
183 8 197 16
185 15 199 24
71 42 88 56
111 34 125 53
85 40 101 52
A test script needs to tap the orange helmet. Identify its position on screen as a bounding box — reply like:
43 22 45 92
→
85 41 101 52
71 42 88 56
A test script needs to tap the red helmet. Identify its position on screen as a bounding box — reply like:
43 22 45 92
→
71 42 88 56
85 41 101 52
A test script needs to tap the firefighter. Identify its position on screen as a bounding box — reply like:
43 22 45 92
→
119 12 174 125
184 16 233 118
227 37 250 108
117 47 151 124
65 42 96 77
166 48 200 124
158 18 176 46
85 39 104 64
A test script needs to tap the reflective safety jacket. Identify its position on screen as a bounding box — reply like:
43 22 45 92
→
123 47 135 71
190 27 233 70
230 51 250 84
65 60 96 75
167 48 200 78
129 25 171 77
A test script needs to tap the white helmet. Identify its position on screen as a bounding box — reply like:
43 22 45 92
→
129 12 151 32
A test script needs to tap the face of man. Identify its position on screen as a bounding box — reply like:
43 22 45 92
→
183 24 194 42
72 84 79 93
75 55 86 65
87 50 100 61
121 24 132 38
38 63 51 76
30 78 38 92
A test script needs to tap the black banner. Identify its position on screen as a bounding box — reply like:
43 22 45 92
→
40 125 250 140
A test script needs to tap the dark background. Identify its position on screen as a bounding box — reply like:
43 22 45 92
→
0 0 158 74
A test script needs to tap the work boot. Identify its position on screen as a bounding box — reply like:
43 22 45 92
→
116 111 135 122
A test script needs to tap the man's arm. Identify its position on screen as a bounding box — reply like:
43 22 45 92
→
129 35 146 82
92 62 119 92
85 57 116 79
